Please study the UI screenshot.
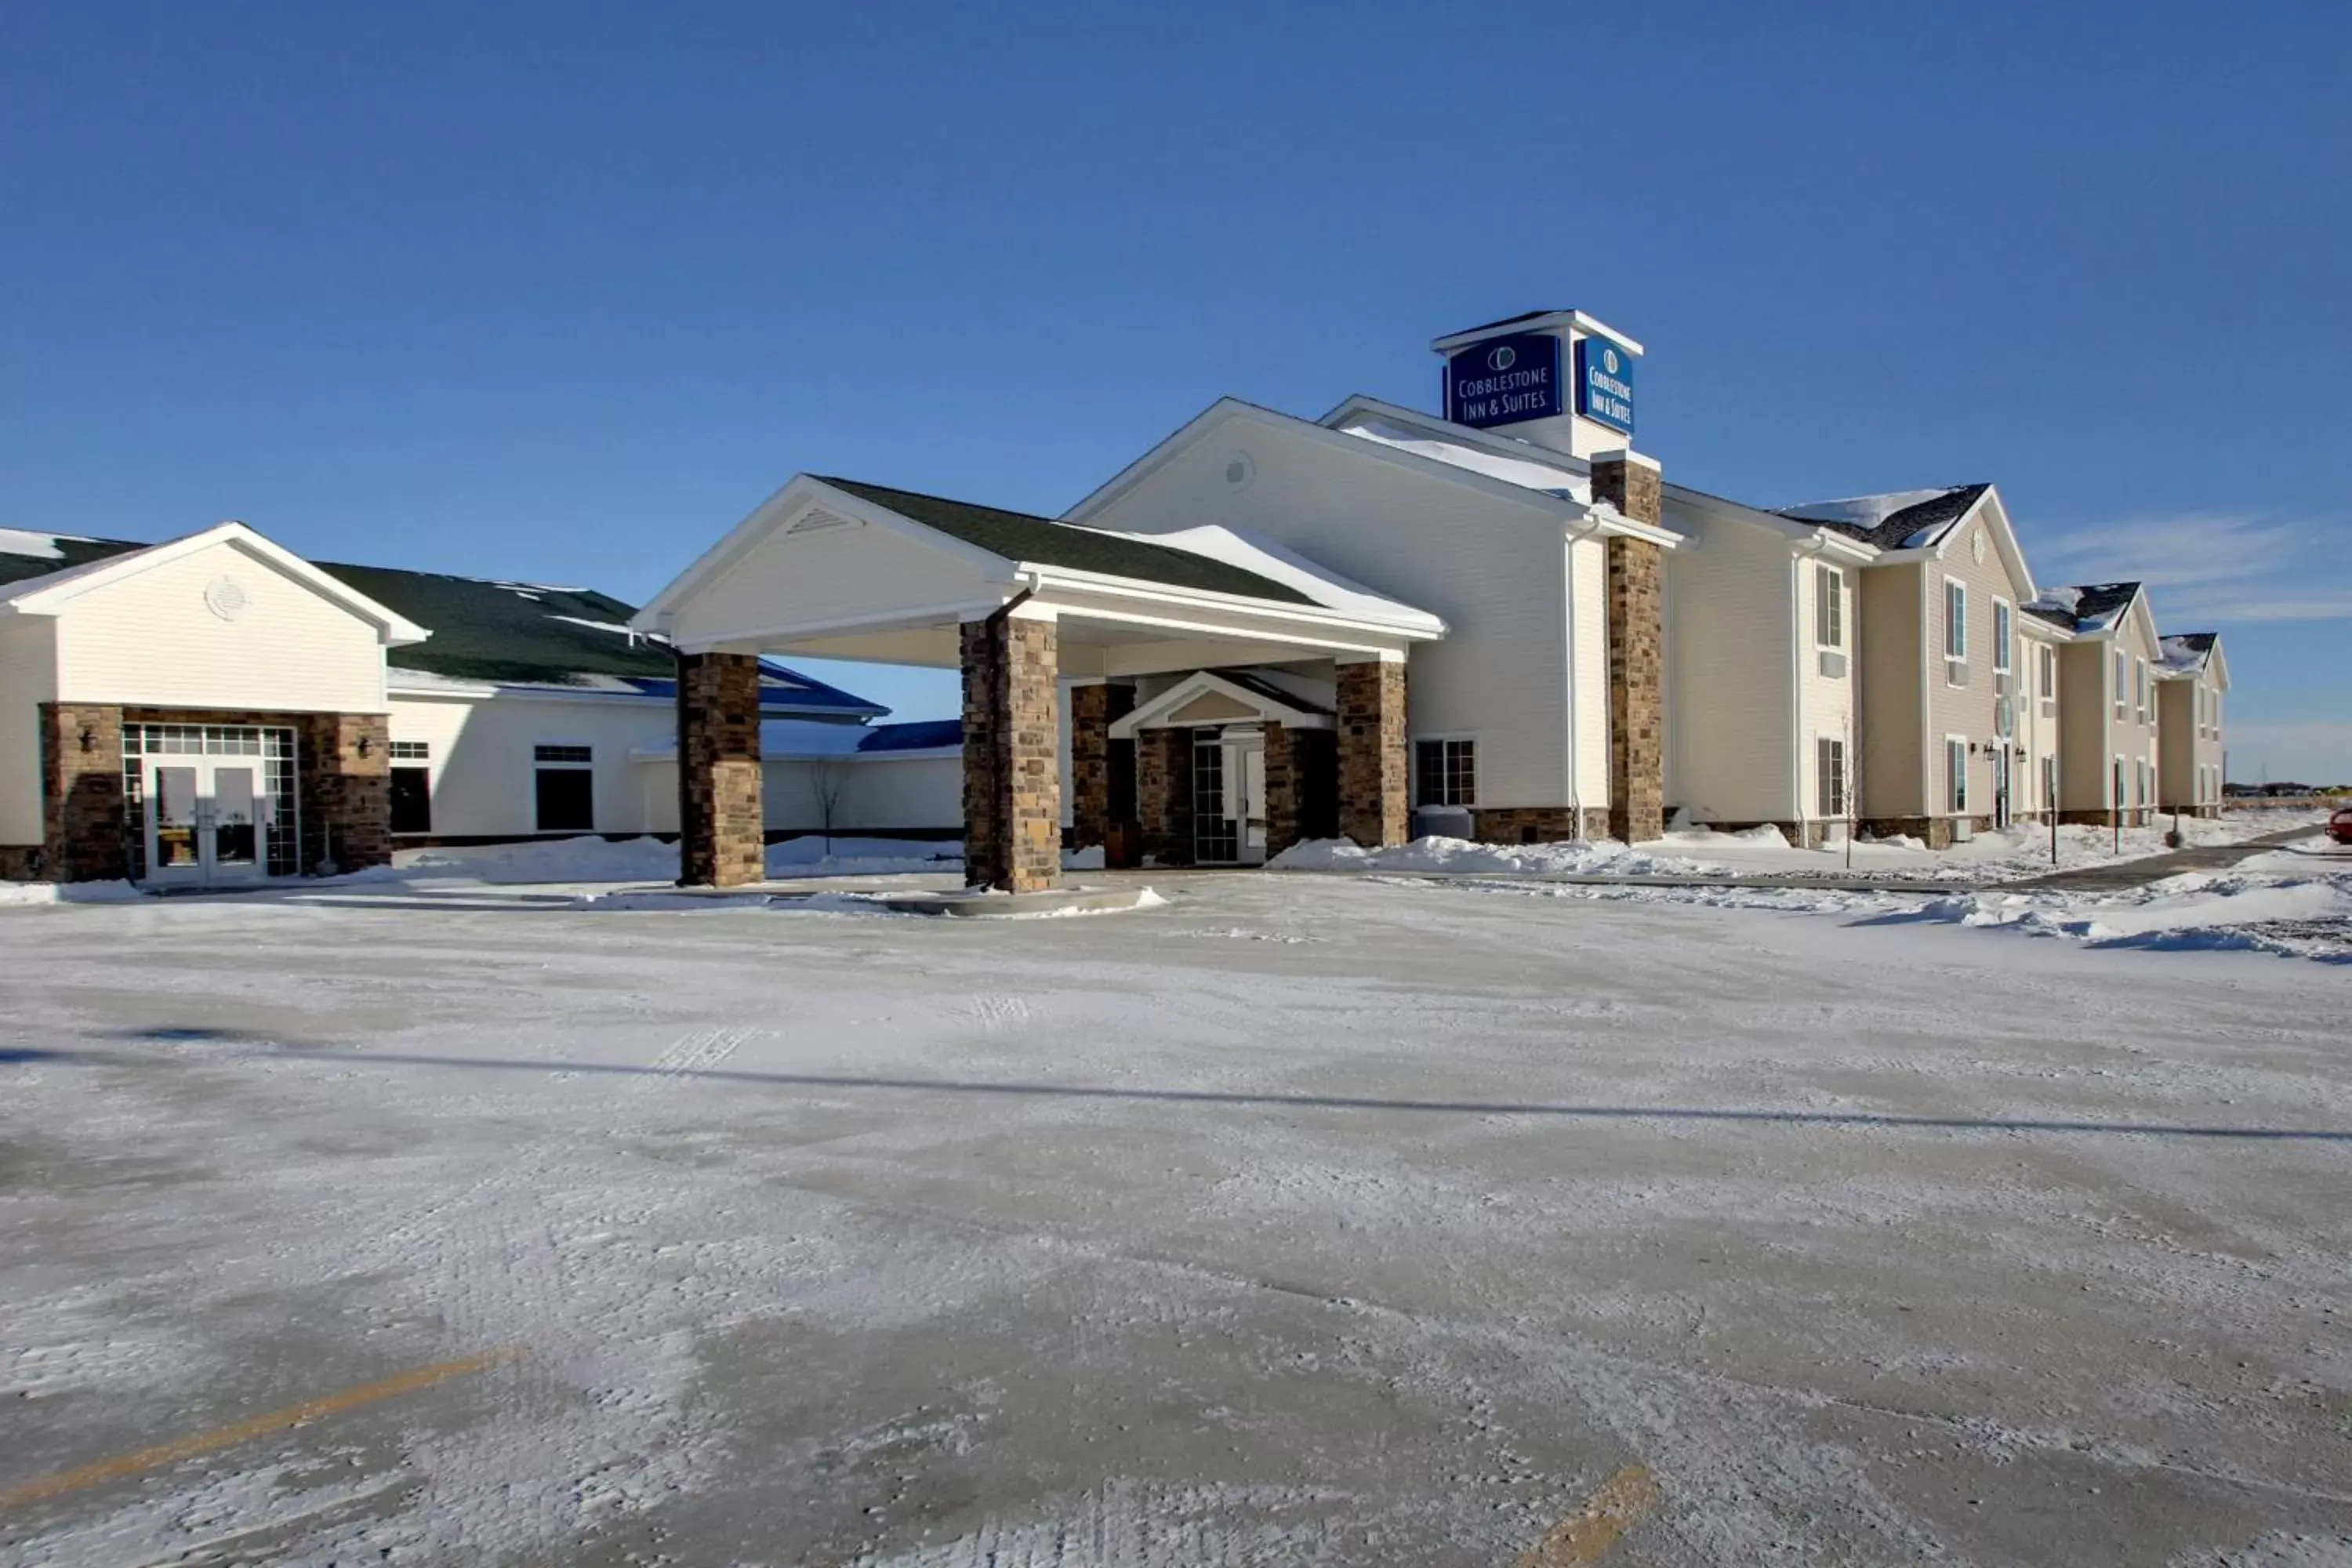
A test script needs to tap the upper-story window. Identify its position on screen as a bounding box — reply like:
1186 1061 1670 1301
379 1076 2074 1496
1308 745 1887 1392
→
1993 600 2013 674
2135 658 2150 723
1944 579 1969 683
2038 644 2057 713
2113 650 2128 718
1815 564 1844 648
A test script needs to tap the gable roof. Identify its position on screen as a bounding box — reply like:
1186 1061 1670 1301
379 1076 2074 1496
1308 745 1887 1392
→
1776 485 1992 551
2024 581 2143 635
0 523 885 713
2158 631 2223 679
2 522 427 645
1109 669 1336 740
818 478 1317 605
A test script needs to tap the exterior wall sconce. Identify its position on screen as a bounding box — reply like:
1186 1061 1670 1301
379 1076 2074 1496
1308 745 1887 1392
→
356 735 373 758
78 726 96 753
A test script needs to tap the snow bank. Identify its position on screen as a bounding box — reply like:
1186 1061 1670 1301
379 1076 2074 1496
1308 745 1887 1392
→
0 880 147 908
1269 834 1711 878
1886 870 2352 960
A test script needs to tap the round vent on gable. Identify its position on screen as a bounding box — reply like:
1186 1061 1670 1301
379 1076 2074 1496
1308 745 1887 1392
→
204 575 249 622
1224 452 1256 490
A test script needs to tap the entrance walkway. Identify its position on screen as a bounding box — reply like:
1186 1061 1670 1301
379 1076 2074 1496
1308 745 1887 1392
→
1998 823 2327 893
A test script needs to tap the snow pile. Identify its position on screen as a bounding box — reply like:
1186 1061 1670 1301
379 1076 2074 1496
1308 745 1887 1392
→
384 835 964 885
1270 834 1713 878
576 889 909 916
1890 869 2352 960
0 880 147 908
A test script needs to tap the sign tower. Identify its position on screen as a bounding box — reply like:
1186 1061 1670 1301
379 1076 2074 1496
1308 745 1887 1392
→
1431 310 1643 459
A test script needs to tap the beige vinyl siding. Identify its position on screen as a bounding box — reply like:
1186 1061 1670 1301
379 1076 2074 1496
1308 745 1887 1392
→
1084 416 1581 811
1795 557 1857 825
1661 510 1798 824
2019 630 2063 814
2111 611 2161 809
53 539 387 714
2057 641 2113 810
2158 680 2201 806
1922 517 2032 819
0 619 60 845
1856 562 1926 818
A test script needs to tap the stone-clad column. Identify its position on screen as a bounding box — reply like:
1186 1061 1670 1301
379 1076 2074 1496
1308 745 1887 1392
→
1068 681 1134 851
38 702 127 882
1593 450 1666 845
1336 658 1407 848
677 651 765 887
300 712 393 874
961 609 1062 893
1137 728 1193 866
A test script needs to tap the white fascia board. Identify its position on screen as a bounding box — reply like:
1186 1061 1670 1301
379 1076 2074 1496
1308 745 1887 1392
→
672 593 1017 655
626 741 958 764
1914 487 2038 602
6 522 431 646
1427 311 1646 357
633 475 1019 633
1109 670 1335 740
387 675 880 718
1021 562 1445 641
1063 397 1592 533
2019 615 2075 644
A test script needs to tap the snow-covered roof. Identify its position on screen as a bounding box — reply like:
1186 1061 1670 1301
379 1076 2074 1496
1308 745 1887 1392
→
2024 582 2142 636
1776 485 1990 550
1091 521 1442 631
2159 632 2220 674
1330 412 1593 504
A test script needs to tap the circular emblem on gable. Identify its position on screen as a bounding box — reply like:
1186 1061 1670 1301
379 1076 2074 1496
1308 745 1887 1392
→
204 575 249 621
1602 346 1621 374
1224 452 1256 489
1486 344 1517 372
1971 528 1987 564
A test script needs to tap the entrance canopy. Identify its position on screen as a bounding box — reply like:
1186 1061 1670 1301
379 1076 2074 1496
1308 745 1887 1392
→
633 475 1444 675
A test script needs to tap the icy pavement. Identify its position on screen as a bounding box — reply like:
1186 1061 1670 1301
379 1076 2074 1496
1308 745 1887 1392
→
3 877 2350 1565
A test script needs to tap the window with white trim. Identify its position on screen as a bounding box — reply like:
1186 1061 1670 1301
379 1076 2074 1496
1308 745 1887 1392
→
1944 579 1969 681
1814 564 1844 648
534 744 595 832
2135 658 2149 724
1993 599 2013 674
1816 736 1848 819
1413 738 1476 808
1946 738 1969 815
2038 644 2056 713
2113 650 2128 718
389 740 430 761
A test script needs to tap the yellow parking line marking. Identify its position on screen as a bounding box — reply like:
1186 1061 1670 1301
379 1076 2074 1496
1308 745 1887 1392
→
1515 1464 1664 1566
0 1349 511 1511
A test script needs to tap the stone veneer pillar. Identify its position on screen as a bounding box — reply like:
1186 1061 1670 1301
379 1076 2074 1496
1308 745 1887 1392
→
1336 659 1407 848
677 651 765 887
1068 681 1135 851
298 712 393 874
38 702 128 882
1136 728 1193 866
1262 721 1338 858
1592 451 1666 845
960 610 1061 893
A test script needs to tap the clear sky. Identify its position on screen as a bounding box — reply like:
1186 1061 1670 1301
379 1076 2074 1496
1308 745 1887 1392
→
4 2 2347 779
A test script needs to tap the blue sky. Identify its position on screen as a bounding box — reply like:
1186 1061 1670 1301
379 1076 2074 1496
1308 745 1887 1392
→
4 2 2347 778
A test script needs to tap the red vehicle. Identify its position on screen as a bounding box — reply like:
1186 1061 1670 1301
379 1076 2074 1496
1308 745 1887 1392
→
2331 806 2352 847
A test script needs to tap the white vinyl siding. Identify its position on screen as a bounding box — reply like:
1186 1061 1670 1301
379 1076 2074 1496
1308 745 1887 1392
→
51 538 388 714
1079 414 1584 811
1414 736 1477 808
1571 534 1611 810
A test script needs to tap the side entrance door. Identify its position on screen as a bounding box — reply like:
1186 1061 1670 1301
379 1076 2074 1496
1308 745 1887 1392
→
145 758 269 887
1190 728 1267 866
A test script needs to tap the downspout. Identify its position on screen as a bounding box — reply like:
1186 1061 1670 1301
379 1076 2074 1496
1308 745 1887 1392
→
1563 514 1606 837
1794 536 1832 833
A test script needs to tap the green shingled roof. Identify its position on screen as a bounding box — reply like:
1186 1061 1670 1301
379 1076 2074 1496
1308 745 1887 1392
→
818 477 1316 605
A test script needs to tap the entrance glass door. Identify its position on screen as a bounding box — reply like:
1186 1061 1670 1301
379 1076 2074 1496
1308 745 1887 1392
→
1190 729 1267 866
143 758 270 886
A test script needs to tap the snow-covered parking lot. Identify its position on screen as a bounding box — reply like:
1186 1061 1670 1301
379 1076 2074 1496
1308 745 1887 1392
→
3 869 2350 1565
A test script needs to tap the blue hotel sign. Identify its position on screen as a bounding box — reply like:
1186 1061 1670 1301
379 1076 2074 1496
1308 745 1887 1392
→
1575 335 1636 434
1444 332 1563 430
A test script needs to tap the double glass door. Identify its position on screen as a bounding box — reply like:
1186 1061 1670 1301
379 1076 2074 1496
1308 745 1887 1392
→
146 757 268 886
1192 729 1268 866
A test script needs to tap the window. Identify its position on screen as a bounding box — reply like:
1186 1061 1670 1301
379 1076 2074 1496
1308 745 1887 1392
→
1816 736 1847 818
2135 659 2149 723
2211 692 2222 739
1814 565 1844 648
390 767 432 835
1414 738 1476 808
534 744 594 832
2039 644 2057 713
2113 650 2128 718
1946 738 1969 815
389 740 430 761
1944 579 1969 678
1993 599 2013 673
